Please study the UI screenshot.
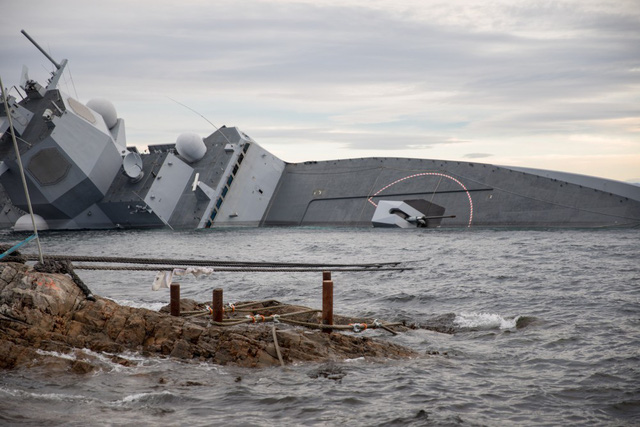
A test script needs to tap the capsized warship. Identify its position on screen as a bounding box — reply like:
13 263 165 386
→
1 31 639 231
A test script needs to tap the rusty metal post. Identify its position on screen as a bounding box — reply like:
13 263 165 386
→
170 283 180 316
212 288 224 322
323 271 331 281
322 279 333 333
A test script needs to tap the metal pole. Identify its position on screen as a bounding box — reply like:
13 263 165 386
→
170 283 181 316
0 75 44 263
322 279 333 333
212 288 224 322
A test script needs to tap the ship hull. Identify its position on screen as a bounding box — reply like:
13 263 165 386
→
3 127 639 230
262 157 640 229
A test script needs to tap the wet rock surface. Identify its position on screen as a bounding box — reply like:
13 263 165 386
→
413 313 459 334
0 263 416 371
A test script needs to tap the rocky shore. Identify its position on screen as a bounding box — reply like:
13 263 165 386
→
0 262 416 372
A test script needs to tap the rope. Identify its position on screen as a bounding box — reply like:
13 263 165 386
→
193 309 320 323
22 253 402 268
183 303 401 335
201 311 403 332
272 325 285 367
278 318 403 332
224 300 281 312
69 265 411 272
226 300 281 310
33 260 95 301
373 318 398 336
0 235 36 260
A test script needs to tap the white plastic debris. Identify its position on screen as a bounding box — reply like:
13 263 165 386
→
151 267 215 290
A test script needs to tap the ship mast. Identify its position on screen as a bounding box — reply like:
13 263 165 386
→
0 76 44 262
20 29 68 90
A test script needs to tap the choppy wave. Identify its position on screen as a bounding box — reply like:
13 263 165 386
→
34 348 150 372
453 312 521 330
35 349 78 361
117 391 178 405
0 386 93 403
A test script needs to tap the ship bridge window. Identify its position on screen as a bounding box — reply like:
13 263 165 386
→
238 154 244 165
232 164 239 175
221 186 228 197
216 198 223 209
243 143 250 153
227 175 234 187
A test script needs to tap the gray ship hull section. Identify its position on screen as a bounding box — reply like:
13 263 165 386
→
95 127 285 229
206 140 284 227
263 158 640 228
144 153 194 226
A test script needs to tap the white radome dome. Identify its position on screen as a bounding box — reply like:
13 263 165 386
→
87 98 118 129
13 214 49 231
176 132 207 163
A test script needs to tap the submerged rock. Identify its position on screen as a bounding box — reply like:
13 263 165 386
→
0 263 415 371
413 313 458 334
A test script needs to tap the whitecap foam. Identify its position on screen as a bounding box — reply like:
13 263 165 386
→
118 390 176 405
0 386 20 397
0 387 92 402
103 350 149 363
81 349 145 372
36 348 151 373
454 312 520 330
35 349 78 361
113 299 166 311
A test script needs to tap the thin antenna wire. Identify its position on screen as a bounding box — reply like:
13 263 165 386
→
167 96 232 145
61 67 71 96
46 42 78 99
0 75 44 263
67 64 79 99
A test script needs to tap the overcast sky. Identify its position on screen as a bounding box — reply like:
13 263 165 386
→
2 0 639 182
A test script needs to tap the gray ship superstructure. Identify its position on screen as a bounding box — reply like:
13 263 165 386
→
1 31 639 231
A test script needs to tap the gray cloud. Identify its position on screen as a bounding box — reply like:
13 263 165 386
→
1 0 639 180
463 153 493 159
252 126 464 150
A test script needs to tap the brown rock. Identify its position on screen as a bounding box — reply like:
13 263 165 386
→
169 339 193 359
116 314 147 346
0 262 416 371
71 360 95 374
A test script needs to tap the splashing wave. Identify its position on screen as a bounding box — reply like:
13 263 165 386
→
454 312 520 330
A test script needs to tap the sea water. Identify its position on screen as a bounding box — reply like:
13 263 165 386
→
0 227 638 426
